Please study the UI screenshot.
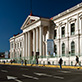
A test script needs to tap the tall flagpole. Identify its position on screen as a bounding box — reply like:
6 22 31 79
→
30 0 32 15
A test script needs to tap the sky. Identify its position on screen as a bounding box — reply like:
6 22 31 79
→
0 0 82 52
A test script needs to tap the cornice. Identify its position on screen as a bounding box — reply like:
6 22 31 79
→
10 33 24 41
59 22 66 26
53 2 82 20
68 18 76 23
15 33 24 38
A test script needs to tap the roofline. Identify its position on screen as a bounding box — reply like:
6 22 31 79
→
21 16 50 30
9 33 24 41
52 2 82 20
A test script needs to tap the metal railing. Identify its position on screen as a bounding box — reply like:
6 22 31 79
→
0 53 82 66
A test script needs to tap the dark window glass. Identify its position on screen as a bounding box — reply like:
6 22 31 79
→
71 41 75 56
62 43 65 56
54 45 57 55
54 30 57 39
71 23 75 35
62 27 65 37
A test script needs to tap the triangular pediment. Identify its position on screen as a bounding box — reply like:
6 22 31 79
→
21 15 40 30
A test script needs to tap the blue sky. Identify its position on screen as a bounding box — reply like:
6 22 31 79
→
0 0 82 52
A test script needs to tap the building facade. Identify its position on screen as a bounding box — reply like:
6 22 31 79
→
10 2 82 65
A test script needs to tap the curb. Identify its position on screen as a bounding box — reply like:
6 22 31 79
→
0 63 81 69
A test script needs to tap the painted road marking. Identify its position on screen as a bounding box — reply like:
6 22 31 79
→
34 72 52 77
53 76 64 79
1 70 8 72
7 76 22 82
22 74 39 80
59 71 71 73
34 72 64 79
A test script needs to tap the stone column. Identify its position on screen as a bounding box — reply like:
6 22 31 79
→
39 26 43 56
58 26 60 56
26 32 28 59
80 17 82 55
10 43 11 58
36 27 39 52
67 19 69 54
33 29 36 56
77 14 79 34
13 39 15 59
24 33 26 58
81 18 82 33
28 31 31 60
77 14 80 55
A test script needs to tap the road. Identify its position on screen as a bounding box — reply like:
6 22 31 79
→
0 64 82 82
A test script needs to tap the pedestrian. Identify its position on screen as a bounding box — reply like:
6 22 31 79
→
25 60 27 66
75 56 80 66
59 58 63 69
3 61 5 64
21 60 23 66
36 57 38 65
10 60 12 64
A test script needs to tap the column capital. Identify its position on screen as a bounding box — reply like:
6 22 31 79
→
32 28 36 30
24 32 27 35
39 25 43 27
39 25 43 56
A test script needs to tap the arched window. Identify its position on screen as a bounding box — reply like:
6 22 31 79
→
62 43 65 56
71 41 75 56
54 44 57 56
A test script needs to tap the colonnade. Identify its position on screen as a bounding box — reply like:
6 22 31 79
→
24 26 43 60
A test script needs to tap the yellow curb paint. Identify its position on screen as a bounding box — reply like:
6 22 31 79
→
0 63 82 69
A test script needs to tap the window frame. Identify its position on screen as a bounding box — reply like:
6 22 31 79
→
62 43 65 56
71 41 75 56
61 26 65 37
54 44 57 56
71 23 75 35
54 30 57 39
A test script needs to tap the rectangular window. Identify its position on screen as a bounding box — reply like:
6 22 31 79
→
54 45 57 57
71 23 75 35
62 27 65 37
54 30 57 39
17 43 19 48
20 42 22 47
62 43 65 56
15 44 16 48
11 43 13 49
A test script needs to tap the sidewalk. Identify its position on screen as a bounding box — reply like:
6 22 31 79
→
0 62 82 69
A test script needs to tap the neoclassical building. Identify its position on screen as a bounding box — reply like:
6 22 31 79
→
10 2 82 65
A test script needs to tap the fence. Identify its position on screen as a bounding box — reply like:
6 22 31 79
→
0 53 82 66
7 53 82 66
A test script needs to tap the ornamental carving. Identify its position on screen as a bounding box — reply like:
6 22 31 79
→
68 18 76 23
59 22 66 26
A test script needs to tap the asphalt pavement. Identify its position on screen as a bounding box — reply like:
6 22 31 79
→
0 64 82 82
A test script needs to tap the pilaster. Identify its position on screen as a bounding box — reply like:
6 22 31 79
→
39 26 43 56
28 31 31 60
33 29 36 56
36 27 39 52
